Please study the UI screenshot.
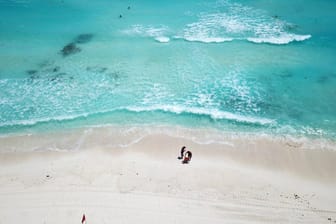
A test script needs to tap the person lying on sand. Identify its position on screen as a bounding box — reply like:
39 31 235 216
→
182 150 192 164
178 146 186 159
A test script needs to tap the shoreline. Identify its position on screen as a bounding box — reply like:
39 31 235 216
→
1 125 336 223
1 124 335 150
1 125 336 182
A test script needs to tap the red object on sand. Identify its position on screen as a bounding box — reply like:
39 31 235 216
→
183 157 190 163
81 214 86 223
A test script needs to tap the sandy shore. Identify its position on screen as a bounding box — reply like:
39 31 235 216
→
0 126 336 223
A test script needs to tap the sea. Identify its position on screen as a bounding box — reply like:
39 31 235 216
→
0 0 336 144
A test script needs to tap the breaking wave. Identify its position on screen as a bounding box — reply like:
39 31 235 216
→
125 105 275 125
247 34 311 45
0 104 275 129
154 36 170 43
121 1 311 45
180 9 311 45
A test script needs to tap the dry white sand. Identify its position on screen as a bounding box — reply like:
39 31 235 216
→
0 127 336 223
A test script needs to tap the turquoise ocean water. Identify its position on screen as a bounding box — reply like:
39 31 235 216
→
0 0 336 140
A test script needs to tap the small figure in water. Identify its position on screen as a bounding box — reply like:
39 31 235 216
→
182 151 192 164
178 146 186 160
119 14 122 18
128 6 131 10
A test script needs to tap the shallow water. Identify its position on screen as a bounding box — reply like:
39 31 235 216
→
0 0 335 139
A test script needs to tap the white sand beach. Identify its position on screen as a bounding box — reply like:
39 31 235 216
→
0 126 336 223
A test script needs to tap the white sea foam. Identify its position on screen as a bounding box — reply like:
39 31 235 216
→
126 105 275 125
184 36 233 43
0 113 90 128
121 25 170 42
121 10 311 45
247 34 311 45
179 2 311 45
181 12 247 43
122 25 167 37
0 105 272 129
154 36 170 43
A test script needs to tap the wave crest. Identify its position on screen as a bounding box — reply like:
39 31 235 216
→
183 36 233 43
154 36 170 43
0 105 275 129
126 105 275 125
120 1 312 45
247 34 311 45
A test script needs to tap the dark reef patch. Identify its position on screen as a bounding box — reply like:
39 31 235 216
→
39 65 62 74
52 66 61 73
317 75 329 84
276 70 293 79
60 33 93 57
86 66 108 73
106 71 122 87
60 42 81 57
29 73 40 80
288 109 303 120
38 60 54 68
48 72 72 82
26 69 74 83
49 73 63 82
107 71 121 80
26 70 38 75
26 70 40 80
74 33 94 44
284 23 299 32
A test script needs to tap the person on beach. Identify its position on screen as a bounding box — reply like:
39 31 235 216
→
178 146 186 159
182 151 192 164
